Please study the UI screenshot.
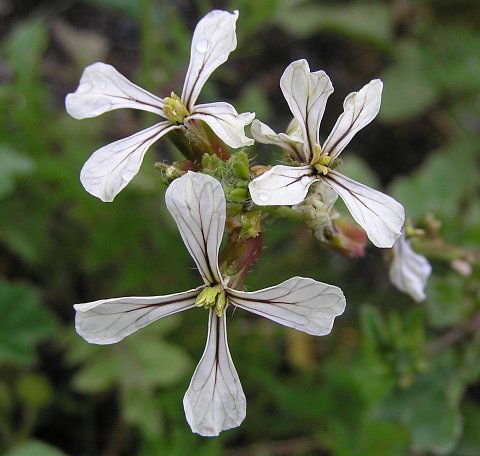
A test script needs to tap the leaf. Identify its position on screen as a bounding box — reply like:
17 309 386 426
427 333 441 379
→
425 275 466 329
16 373 52 409
125 335 192 388
455 404 480 456
390 136 477 221
72 347 121 393
379 41 438 122
275 1 393 49
0 146 35 198
3 440 67 456
0 282 57 366
375 370 462 454
4 19 49 79
121 388 164 437
71 325 192 393
339 154 381 190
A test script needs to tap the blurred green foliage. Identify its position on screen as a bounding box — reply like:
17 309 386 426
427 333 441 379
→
0 0 479 454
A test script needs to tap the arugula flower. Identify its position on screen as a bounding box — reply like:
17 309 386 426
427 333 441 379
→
66 10 254 202
74 172 346 436
389 232 431 302
248 59 404 248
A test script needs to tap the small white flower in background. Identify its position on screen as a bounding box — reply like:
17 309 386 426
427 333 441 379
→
66 10 254 202
74 172 346 436
389 232 431 302
248 59 405 248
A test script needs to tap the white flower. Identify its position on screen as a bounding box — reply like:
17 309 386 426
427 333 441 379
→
66 10 254 202
248 59 404 248
389 232 431 302
74 171 346 436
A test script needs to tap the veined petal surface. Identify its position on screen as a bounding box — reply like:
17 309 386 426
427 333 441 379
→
248 165 316 206
324 170 404 248
389 234 431 302
165 172 225 285
74 289 200 344
80 121 179 202
183 311 246 437
228 276 345 336
66 62 165 119
251 119 305 162
181 10 239 110
280 59 333 159
322 79 382 161
189 102 254 148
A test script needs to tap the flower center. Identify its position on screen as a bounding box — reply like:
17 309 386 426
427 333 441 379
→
310 144 332 175
195 284 227 316
163 92 190 124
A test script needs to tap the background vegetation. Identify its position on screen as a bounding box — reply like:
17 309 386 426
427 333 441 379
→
1 0 479 454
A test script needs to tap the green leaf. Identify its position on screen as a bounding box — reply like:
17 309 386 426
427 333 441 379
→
121 388 164 437
0 282 57 366
0 146 35 198
71 322 192 394
72 347 122 393
124 336 192 388
16 373 53 409
390 136 477 221
275 1 393 48
3 440 67 456
375 370 462 454
380 41 438 122
455 404 480 456
4 19 49 79
425 275 466 329
342 154 381 190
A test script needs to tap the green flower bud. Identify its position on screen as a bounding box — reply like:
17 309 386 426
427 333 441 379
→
227 186 248 204
232 151 250 180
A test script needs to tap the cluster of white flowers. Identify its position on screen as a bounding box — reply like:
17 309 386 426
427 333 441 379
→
66 9 430 436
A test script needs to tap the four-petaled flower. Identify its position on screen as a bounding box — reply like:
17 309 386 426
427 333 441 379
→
389 232 431 302
248 59 405 248
66 10 254 202
74 171 346 436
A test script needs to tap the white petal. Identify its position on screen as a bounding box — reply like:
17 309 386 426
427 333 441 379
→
389 234 431 302
183 311 246 437
189 102 254 148
251 119 305 162
65 62 165 119
248 165 316 206
165 172 225 284
325 170 404 248
80 121 178 202
280 59 333 160
228 276 345 336
74 289 200 344
322 79 382 161
181 10 239 110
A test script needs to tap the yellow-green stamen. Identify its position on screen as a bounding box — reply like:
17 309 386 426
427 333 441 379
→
195 284 227 316
163 92 190 124
310 144 332 175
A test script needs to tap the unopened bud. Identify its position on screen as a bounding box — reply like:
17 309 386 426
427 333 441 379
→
226 186 248 204
232 151 250 180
